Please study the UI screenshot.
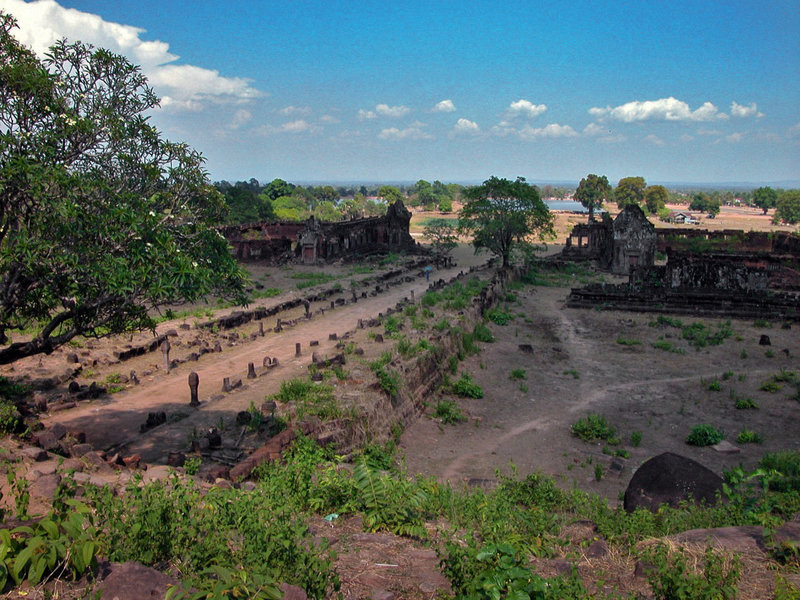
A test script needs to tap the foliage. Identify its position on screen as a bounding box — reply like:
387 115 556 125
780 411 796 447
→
509 368 526 381
422 219 458 257
0 502 98 591
571 414 618 443
734 395 758 410
166 566 282 600
484 308 513 325
686 424 724 446
753 186 778 214
574 173 611 222
615 176 646 209
0 14 247 363
759 451 800 492
640 543 741 600
473 322 494 343
616 337 641 346
631 431 642 447
434 399 467 424
440 541 588 600
452 373 484 399
773 190 800 225
458 176 554 268
352 462 427 537
375 367 400 398
272 378 339 420
736 429 762 444
645 185 669 215
184 456 202 475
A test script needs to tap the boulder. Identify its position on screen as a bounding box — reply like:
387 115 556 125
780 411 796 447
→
98 561 180 599
623 452 723 513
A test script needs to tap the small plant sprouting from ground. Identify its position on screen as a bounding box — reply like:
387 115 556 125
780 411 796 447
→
736 429 762 444
184 456 202 475
721 371 734 381
630 431 642 447
594 464 603 481
571 414 618 444
451 373 484 399
686 424 724 447
641 543 741 600
563 369 579 379
509 368 526 381
485 308 514 326
734 395 758 410
473 322 494 343
616 337 641 346
434 399 467 424
707 379 722 392
765 349 775 358
759 380 781 393
652 339 686 355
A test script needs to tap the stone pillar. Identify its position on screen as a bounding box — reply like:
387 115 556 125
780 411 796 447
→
222 377 231 392
161 339 171 373
276 318 282 332
295 342 301 357
247 362 256 379
259 322 264 336
188 372 199 407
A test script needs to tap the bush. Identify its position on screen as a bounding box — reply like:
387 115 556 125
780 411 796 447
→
736 429 762 444
0 399 20 434
641 543 741 600
571 414 616 443
452 373 484 399
686 424 724 446
434 400 466 424
509 368 526 381
630 431 642 447
473 322 494 343
484 308 513 326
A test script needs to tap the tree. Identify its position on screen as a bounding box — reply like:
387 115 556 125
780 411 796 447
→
378 185 404 204
422 219 458 259
0 13 246 363
644 185 669 215
773 190 800 225
615 177 646 209
263 178 294 201
753 186 778 214
272 196 310 221
458 176 554 269
574 174 611 222
689 192 710 212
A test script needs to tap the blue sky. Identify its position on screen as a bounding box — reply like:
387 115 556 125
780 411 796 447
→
2 0 799 185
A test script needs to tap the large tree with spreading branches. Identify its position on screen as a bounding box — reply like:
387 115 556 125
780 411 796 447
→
0 13 247 364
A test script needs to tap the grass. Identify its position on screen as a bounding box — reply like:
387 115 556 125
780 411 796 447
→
451 373 484 399
434 399 467 424
736 429 763 444
509 368 526 381
686 424 724 446
652 339 686 354
290 272 338 289
616 337 641 346
571 414 617 443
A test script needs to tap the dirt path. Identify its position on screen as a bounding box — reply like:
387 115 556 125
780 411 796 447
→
400 284 800 502
40 252 488 463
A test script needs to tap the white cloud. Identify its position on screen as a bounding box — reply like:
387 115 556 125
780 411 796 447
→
730 101 764 118
680 134 694 142
725 132 744 143
280 119 314 133
589 97 727 122
644 134 665 146
375 103 411 118
231 109 252 129
453 118 480 134
2 0 263 112
433 99 456 113
507 99 547 119
320 114 340 124
517 123 577 139
378 125 433 140
696 128 723 136
582 122 607 136
279 105 311 116
357 109 377 121
582 122 624 143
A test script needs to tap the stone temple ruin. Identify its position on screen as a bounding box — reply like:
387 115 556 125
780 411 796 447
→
561 206 800 320
220 198 418 264
561 204 657 274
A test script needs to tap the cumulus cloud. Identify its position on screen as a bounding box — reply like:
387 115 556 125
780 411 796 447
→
357 109 377 121
279 105 311 116
644 134 665 146
506 99 547 119
280 119 315 133
730 101 763 118
517 123 577 139
378 124 433 140
375 103 411 118
582 122 624 143
589 97 727 122
231 109 252 129
453 118 480 134
725 132 744 143
320 114 340 124
582 122 608 136
2 0 263 112
433 99 456 113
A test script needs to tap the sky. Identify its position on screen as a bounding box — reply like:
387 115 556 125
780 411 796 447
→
1 0 799 186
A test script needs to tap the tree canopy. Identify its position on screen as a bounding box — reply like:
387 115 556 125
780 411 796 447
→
773 190 800 225
614 177 646 209
644 185 669 215
753 186 778 214
574 174 611 222
689 192 721 215
458 176 553 269
422 219 458 259
0 13 247 363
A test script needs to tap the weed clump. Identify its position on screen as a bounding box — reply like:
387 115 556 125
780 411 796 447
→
686 424 724 446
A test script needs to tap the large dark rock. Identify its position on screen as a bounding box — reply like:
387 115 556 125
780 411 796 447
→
623 452 723 513
98 561 180 599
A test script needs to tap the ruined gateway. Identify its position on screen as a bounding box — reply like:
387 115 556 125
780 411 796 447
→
220 198 418 265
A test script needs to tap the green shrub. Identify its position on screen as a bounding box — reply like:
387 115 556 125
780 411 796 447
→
509 368 526 381
616 337 641 346
759 451 800 492
641 543 741 600
434 400 466 424
485 308 513 326
734 396 758 410
707 379 722 391
0 399 20 434
571 414 616 442
686 424 724 446
375 368 400 398
736 429 762 444
452 373 484 399
652 339 686 354
630 431 642 447
473 322 494 343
